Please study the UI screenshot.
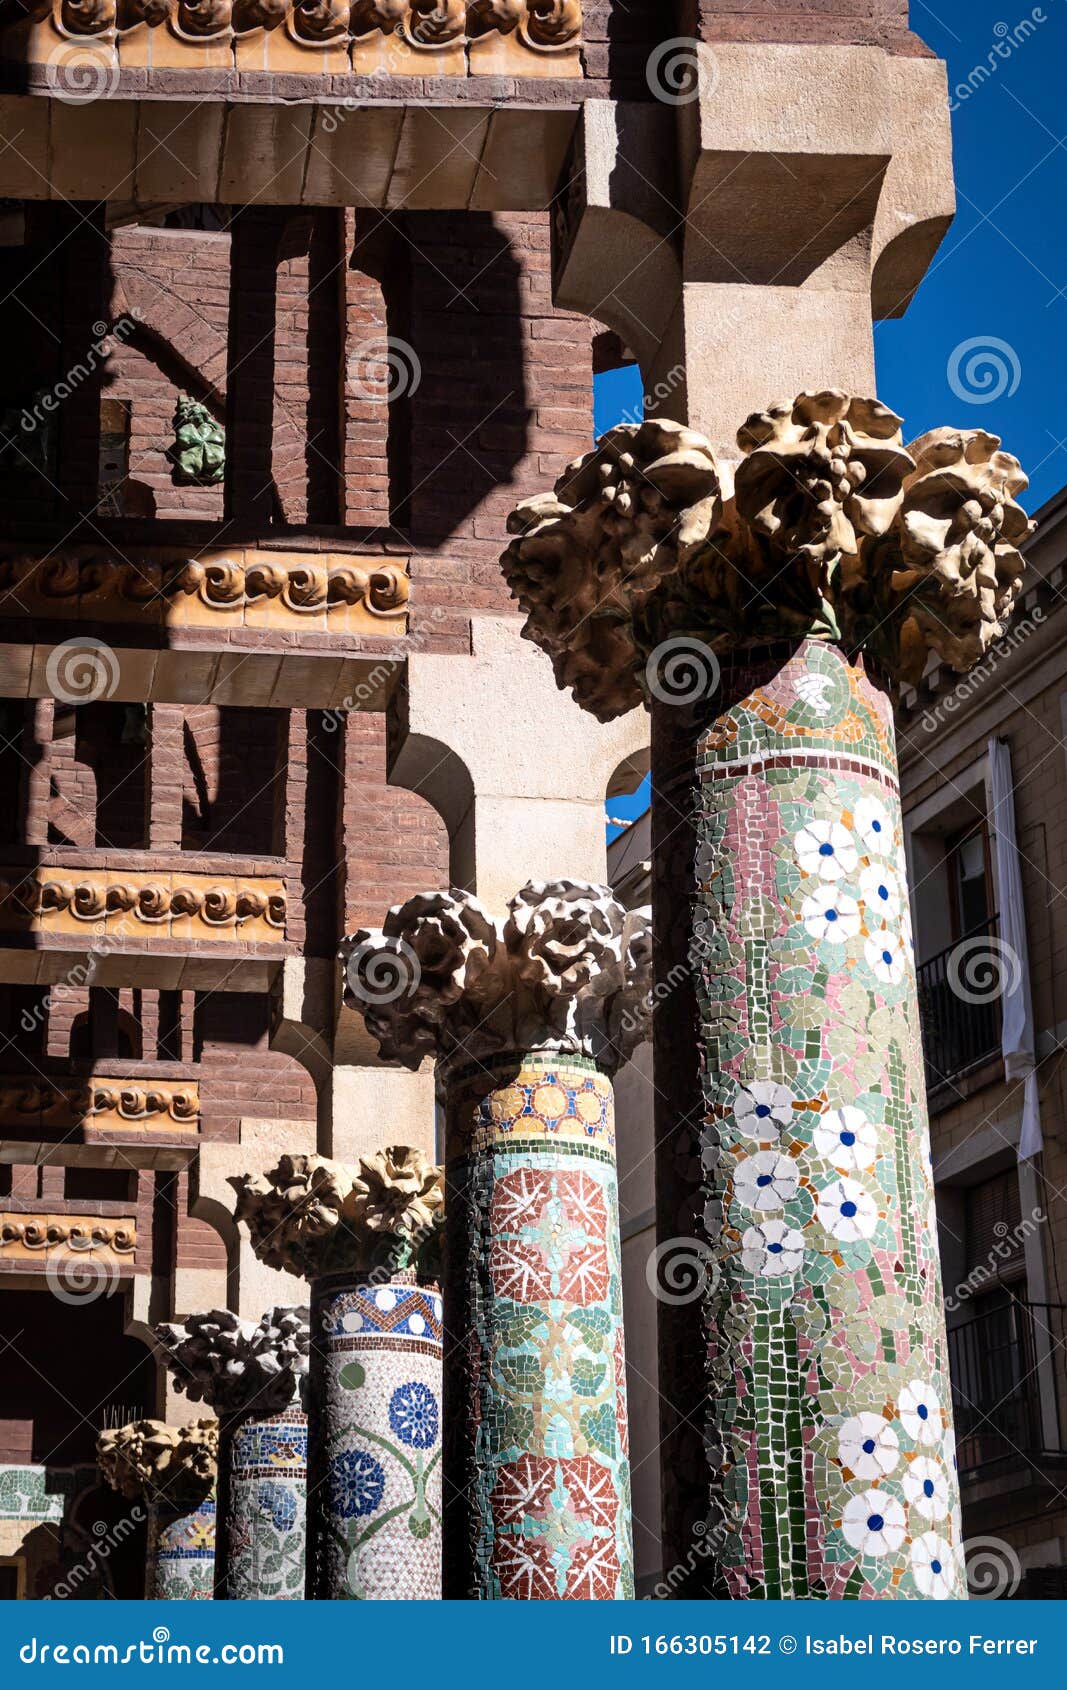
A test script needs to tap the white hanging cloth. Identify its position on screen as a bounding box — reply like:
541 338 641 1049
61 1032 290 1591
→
987 737 1043 1160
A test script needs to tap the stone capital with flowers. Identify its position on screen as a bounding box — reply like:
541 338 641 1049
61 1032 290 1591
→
154 1306 310 1420
501 391 1035 715
97 1417 218 1507
230 1147 444 1283
339 879 652 1076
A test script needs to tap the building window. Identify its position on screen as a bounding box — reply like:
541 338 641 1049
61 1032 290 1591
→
946 820 994 940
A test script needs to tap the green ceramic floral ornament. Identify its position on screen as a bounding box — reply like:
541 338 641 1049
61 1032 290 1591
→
172 397 225 486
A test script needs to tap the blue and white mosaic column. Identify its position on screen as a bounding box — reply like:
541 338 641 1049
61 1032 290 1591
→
146 1494 217 1599
309 1271 443 1600
97 1419 219 1600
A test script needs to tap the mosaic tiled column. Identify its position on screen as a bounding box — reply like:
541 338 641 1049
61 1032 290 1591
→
341 881 652 1599
97 1417 219 1599
231 1147 446 1599
154 1308 309 1600
501 396 1035 1598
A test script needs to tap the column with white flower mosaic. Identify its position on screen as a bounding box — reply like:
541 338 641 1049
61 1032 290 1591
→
154 1308 310 1600
230 1148 445 1599
500 394 1035 1596
340 882 652 1600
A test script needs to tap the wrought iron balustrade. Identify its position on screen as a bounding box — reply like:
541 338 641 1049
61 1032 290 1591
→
916 915 1003 1092
948 1297 1065 1475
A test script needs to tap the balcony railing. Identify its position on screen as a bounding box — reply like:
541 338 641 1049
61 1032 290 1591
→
916 915 1003 1093
948 1297 1066 1475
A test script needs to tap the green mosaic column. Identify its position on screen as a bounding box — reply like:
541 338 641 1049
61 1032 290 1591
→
146 1493 217 1599
341 880 652 1600
445 1053 632 1600
652 644 964 1597
154 1308 309 1600
501 394 1034 1600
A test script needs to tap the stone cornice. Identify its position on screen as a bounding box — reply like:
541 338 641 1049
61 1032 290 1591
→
0 868 286 940
97 1417 218 1505
0 548 409 636
501 396 1034 717
4 0 582 77
154 1306 310 1419
230 1148 444 1282
340 881 653 1074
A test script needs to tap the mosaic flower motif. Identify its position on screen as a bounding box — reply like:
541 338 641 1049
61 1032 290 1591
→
911 1531 956 1597
733 1081 795 1138
388 1382 439 1451
330 1449 385 1519
257 1480 298 1533
864 931 907 984
853 795 893 856
841 1489 907 1557
813 1107 879 1172
801 886 861 945
794 820 858 883
902 1456 951 1520
732 1150 800 1213
898 1381 942 1446
859 863 903 921
740 1218 805 1276
838 1413 900 1480
816 1177 879 1243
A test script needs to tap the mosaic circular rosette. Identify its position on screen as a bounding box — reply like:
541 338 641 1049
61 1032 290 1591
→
656 643 963 1598
224 1410 307 1600
146 1495 216 1600
310 1276 442 1600
446 1056 633 1600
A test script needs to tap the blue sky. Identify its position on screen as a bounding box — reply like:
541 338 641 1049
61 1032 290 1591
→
599 0 1067 834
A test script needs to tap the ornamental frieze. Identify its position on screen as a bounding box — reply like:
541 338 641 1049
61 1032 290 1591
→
5 0 582 77
0 1213 136 1262
0 869 286 941
0 1076 199 1134
0 550 409 638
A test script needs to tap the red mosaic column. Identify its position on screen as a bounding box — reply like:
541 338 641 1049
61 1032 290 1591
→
501 394 1034 1598
341 881 652 1599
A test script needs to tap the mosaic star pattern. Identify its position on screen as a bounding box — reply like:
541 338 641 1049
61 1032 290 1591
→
446 1057 633 1600
225 1410 308 1601
146 1495 216 1600
310 1275 443 1600
656 642 963 1599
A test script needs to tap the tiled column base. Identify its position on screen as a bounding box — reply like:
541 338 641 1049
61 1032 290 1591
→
309 1272 443 1599
653 642 964 1599
146 1493 216 1599
220 1409 308 1600
445 1054 633 1600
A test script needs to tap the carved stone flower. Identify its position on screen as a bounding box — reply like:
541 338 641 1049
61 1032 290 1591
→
734 390 914 566
155 1306 310 1418
504 880 627 993
97 1417 218 1503
888 426 1034 677
347 1146 444 1240
340 890 499 1072
230 1155 357 1279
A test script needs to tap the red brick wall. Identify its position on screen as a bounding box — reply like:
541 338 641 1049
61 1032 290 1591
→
46 703 148 850
193 992 317 1141
677 0 922 51
339 714 450 933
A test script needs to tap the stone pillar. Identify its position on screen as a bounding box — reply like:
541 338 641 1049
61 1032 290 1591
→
154 1308 309 1601
501 399 1035 1598
231 1148 445 1600
341 881 652 1599
97 1418 218 1600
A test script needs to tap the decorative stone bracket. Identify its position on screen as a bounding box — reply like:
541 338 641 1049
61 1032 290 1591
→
501 397 1034 717
8 0 582 78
